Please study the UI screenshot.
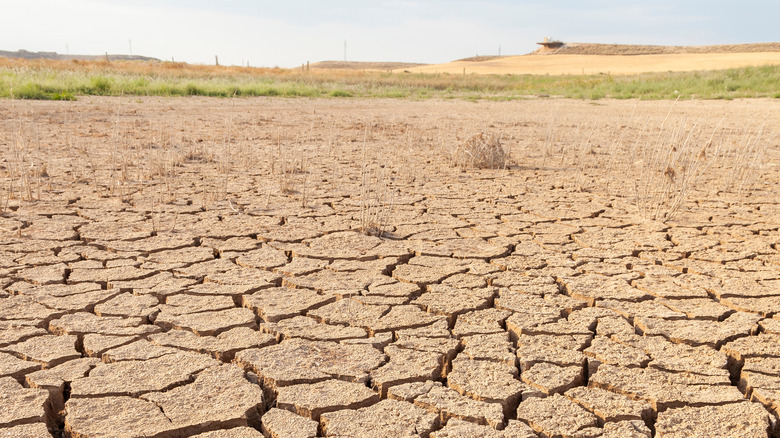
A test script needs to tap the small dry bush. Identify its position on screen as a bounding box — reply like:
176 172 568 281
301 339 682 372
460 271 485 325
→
452 132 507 169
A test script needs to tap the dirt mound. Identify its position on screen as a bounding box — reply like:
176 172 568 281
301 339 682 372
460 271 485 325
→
531 42 780 56
310 61 427 71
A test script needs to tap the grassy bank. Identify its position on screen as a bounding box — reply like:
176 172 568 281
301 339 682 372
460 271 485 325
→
1 58 779 101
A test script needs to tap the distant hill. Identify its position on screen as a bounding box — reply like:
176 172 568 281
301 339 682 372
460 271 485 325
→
309 43 780 76
309 61 427 71
0 49 159 62
403 41 780 76
531 42 780 56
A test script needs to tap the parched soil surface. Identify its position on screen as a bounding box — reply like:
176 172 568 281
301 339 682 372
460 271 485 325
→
1 96 780 437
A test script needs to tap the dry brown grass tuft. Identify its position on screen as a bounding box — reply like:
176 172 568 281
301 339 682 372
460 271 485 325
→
452 132 507 169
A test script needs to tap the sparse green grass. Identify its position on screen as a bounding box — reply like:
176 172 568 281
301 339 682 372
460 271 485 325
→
1 58 779 101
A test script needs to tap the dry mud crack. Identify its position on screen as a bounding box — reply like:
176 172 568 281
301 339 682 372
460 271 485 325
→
1 96 779 437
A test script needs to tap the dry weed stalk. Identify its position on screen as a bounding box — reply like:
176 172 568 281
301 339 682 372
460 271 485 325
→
359 128 393 236
453 132 507 169
271 132 306 195
633 111 724 222
602 106 640 195
5 118 49 204
718 122 774 198
571 122 597 192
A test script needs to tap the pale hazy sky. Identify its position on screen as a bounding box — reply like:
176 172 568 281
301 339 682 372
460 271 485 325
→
3 1 778 67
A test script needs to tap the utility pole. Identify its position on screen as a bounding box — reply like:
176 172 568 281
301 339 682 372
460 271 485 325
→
215 55 219 66
499 44 501 56
129 38 132 56
65 43 69 55
344 40 347 62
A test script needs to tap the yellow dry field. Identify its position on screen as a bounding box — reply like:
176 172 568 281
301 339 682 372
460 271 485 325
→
401 52 780 75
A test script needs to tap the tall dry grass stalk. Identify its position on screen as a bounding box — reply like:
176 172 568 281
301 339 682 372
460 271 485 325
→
270 132 307 196
632 106 725 222
529 98 774 222
359 128 393 236
717 122 774 198
5 117 49 205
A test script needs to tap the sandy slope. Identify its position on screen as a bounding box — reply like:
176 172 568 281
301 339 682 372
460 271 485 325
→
400 52 780 76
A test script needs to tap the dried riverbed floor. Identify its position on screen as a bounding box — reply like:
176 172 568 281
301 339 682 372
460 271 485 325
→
1 96 780 437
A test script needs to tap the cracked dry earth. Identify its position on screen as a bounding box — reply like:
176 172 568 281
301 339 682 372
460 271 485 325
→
1 96 779 438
